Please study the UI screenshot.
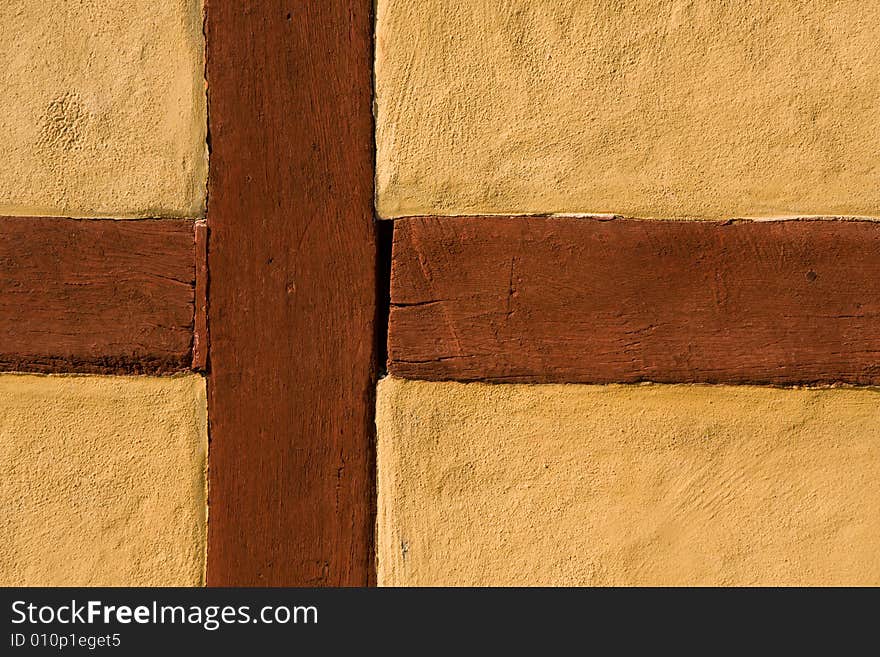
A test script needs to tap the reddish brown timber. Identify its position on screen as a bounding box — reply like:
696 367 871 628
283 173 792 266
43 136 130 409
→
205 0 377 585
389 216 880 386
0 216 196 374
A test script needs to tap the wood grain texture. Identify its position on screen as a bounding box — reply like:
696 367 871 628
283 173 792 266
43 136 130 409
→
389 216 880 385
192 220 208 371
205 1 377 585
0 216 196 374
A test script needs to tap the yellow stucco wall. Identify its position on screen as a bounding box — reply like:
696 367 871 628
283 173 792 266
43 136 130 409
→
376 1 880 219
377 377 880 586
0 374 207 586
0 0 207 218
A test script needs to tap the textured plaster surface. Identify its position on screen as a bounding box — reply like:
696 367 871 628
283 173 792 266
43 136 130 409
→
0 0 207 218
0 374 207 586
376 1 880 219
377 378 880 586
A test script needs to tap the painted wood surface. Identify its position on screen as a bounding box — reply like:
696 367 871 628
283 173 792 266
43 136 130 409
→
0 216 196 374
205 1 377 585
192 220 208 371
389 216 880 385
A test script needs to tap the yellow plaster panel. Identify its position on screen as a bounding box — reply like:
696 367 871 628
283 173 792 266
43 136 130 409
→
376 1 880 219
377 377 880 586
0 374 207 586
0 0 207 218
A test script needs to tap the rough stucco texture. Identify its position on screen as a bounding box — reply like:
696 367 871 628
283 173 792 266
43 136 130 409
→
375 1 880 219
0 0 207 218
377 378 880 586
0 374 207 586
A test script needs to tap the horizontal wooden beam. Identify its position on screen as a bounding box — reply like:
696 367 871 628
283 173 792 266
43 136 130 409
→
389 216 880 385
0 216 200 374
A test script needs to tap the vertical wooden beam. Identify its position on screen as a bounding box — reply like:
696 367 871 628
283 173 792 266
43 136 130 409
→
205 1 377 585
